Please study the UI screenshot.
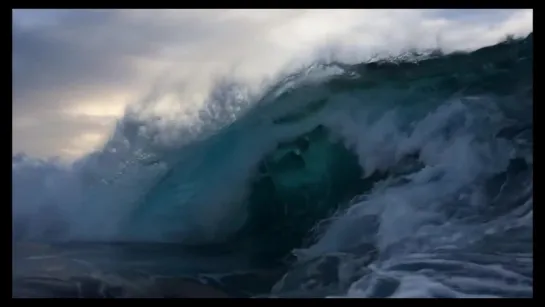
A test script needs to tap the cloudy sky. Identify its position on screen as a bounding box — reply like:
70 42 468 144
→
12 9 533 161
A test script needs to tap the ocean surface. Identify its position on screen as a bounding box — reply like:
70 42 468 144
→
12 34 533 298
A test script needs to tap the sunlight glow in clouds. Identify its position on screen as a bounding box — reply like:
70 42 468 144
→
12 9 533 160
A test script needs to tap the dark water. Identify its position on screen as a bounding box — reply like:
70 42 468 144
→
12 242 284 297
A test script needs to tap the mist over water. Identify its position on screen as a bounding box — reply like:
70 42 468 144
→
12 33 532 298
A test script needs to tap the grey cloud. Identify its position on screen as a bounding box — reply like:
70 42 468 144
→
13 10 152 112
13 111 114 158
12 9 229 157
428 9 524 22
12 9 294 116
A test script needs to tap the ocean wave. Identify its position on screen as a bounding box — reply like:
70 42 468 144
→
12 33 533 298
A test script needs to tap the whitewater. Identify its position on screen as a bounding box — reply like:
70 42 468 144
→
12 34 533 298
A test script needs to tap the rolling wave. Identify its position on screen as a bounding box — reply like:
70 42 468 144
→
12 33 532 298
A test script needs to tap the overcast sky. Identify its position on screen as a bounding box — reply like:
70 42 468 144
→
12 9 533 160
